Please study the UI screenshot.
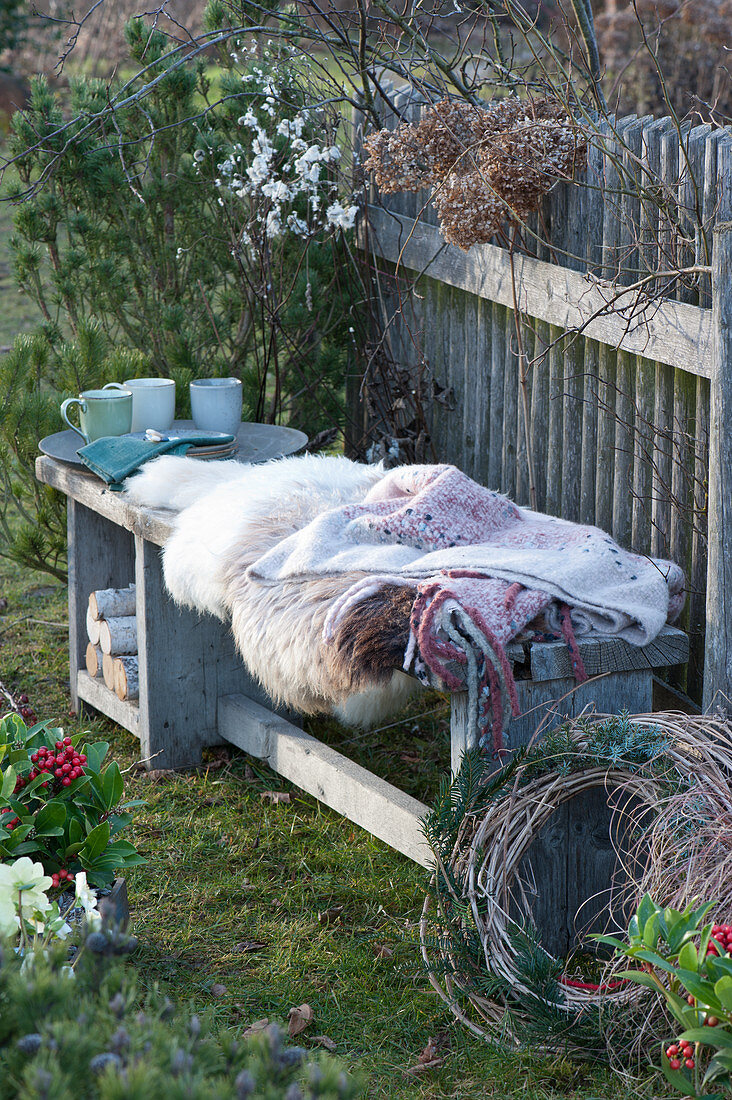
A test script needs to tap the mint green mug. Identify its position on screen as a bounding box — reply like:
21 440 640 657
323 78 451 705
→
60 385 133 444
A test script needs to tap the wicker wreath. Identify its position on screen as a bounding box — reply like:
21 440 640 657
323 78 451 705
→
419 712 694 1050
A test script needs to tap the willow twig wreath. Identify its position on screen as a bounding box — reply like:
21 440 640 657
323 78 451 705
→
419 711 719 1056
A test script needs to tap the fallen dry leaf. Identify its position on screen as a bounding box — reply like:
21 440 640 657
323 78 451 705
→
372 943 394 960
406 1037 447 1076
399 751 421 765
242 1017 270 1037
312 1035 337 1052
210 983 228 998
260 790 291 805
287 1003 314 1038
144 768 176 782
233 940 268 953
317 905 344 925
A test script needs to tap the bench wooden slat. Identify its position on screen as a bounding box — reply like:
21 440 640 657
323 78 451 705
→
528 625 689 681
36 455 174 547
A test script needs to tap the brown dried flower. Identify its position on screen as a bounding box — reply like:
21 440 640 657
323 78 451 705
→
364 95 587 250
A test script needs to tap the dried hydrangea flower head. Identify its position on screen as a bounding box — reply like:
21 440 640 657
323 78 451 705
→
364 96 587 250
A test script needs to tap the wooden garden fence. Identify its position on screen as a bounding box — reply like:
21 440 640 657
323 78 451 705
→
353 89 732 708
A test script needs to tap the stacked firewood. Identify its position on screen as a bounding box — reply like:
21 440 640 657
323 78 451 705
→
85 585 139 701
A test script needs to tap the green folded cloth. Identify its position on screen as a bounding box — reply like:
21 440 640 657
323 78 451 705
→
78 433 235 491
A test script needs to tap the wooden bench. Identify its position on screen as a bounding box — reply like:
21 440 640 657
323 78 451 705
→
37 454 689 952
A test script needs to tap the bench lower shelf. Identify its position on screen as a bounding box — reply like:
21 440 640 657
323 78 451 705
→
77 671 140 736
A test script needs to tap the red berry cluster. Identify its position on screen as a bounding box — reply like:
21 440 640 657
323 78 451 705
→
2 739 86 831
666 1040 695 1070
50 868 75 888
707 923 732 956
0 807 19 830
29 739 86 792
28 739 87 792
15 692 37 726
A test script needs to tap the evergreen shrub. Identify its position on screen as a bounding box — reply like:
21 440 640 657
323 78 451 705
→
0 929 362 1099
1 16 360 577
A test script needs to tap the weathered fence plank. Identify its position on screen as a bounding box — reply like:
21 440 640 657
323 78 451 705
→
359 101 723 703
362 209 713 376
704 223 732 711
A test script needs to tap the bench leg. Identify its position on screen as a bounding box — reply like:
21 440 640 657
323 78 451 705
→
450 691 476 775
134 536 281 770
67 500 134 713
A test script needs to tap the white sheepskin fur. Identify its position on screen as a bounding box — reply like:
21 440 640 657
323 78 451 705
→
124 453 386 619
124 453 419 726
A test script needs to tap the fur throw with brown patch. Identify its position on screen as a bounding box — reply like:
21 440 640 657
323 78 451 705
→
125 455 685 736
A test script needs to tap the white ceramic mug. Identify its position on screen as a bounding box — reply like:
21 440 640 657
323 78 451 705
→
105 378 176 432
190 378 242 437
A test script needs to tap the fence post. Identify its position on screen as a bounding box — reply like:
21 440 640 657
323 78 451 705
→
703 222 732 711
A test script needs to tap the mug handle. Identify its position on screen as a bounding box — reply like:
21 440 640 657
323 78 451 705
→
60 397 89 444
102 383 127 391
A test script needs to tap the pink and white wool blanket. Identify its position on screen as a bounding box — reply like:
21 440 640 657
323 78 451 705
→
246 463 685 753
125 455 684 751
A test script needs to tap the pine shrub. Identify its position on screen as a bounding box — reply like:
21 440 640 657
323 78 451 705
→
1 18 360 578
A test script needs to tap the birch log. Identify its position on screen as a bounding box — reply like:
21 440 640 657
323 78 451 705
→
114 656 139 701
102 653 117 690
89 584 136 621
85 643 103 678
99 615 138 656
86 607 101 645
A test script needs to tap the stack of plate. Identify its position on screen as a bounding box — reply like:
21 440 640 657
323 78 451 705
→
132 429 238 461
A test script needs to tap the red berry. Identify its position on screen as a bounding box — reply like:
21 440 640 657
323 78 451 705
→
55 741 62 750
685 1058 695 1069
41 780 48 788
667 1045 679 1056
79 754 87 763
63 737 72 746
54 768 62 778
59 869 67 879
51 874 59 885
669 1059 681 1070
62 777 71 787
707 1016 719 1027
61 763 71 774
66 872 74 881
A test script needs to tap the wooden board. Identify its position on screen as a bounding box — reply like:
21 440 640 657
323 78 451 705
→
77 670 140 735
528 625 689 681
450 667 654 956
38 456 173 548
67 499 135 714
218 693 431 867
133 536 284 769
361 208 713 377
